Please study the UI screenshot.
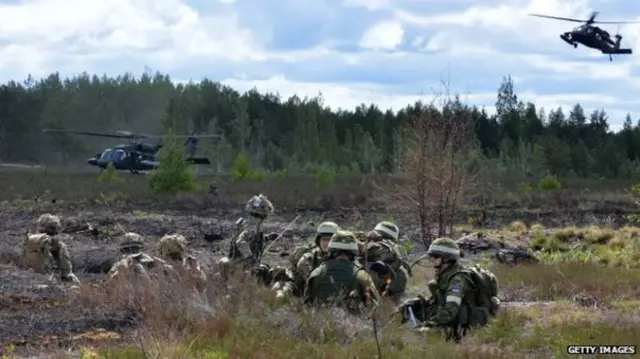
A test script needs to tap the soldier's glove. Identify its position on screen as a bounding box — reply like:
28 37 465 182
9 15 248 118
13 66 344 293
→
252 264 272 286
270 267 293 283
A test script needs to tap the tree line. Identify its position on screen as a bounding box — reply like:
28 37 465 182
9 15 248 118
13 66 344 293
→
1 71 639 180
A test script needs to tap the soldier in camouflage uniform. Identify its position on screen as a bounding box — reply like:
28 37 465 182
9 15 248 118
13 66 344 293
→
217 194 274 280
107 232 177 283
361 221 411 299
22 214 80 285
409 237 500 341
269 221 340 299
157 234 207 286
304 230 380 313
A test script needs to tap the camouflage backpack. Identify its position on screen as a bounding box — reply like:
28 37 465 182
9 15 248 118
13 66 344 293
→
458 265 500 316
289 241 315 268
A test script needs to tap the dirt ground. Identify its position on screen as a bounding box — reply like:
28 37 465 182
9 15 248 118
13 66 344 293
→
0 171 637 357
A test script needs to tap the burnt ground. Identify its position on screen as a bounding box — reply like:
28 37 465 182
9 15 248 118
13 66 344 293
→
0 183 637 357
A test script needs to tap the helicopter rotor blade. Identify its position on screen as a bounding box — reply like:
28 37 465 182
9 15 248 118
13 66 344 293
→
42 129 133 139
591 20 640 24
151 134 224 139
529 14 586 23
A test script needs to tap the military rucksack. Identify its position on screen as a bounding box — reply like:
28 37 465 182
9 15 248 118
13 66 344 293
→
459 265 500 316
290 242 315 267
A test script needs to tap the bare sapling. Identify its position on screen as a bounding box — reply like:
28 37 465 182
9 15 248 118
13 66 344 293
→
383 89 480 247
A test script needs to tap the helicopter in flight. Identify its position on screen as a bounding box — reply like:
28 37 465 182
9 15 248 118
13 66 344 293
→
529 11 638 61
43 129 221 174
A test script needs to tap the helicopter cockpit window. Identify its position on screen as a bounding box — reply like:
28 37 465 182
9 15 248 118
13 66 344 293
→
99 149 113 161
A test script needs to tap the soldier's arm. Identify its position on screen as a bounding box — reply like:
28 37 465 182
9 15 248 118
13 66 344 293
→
107 259 126 281
296 253 312 278
228 230 248 258
303 276 315 302
40 238 54 265
52 240 75 279
426 274 468 326
357 271 380 306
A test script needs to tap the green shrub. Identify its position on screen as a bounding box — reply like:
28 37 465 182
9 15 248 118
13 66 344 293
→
314 165 335 189
97 162 122 183
538 174 561 190
272 169 287 181
148 136 198 195
231 151 253 181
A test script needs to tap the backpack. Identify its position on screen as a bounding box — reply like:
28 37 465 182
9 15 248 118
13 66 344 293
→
459 265 500 317
290 242 315 268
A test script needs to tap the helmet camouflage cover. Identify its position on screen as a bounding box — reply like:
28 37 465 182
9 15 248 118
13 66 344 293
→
374 221 399 241
119 232 145 251
245 194 275 217
158 234 187 256
327 230 359 255
37 214 61 233
427 237 460 260
316 221 340 245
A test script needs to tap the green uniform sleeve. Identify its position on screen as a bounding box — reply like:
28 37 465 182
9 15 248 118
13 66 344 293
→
428 274 468 326
303 276 315 301
356 270 380 306
296 252 313 279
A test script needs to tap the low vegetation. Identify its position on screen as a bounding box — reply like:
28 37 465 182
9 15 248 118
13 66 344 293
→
15 255 632 359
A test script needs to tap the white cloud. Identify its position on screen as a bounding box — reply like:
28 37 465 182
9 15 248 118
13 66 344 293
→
0 0 638 132
359 21 405 50
343 0 392 11
0 0 263 76
222 74 424 111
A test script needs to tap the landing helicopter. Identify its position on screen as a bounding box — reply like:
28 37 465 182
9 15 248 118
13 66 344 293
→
529 11 638 61
43 129 221 174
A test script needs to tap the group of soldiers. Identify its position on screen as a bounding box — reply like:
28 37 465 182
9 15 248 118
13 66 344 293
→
22 213 207 289
19 193 501 342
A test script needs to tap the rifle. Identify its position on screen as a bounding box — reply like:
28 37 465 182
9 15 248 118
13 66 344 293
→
256 215 301 265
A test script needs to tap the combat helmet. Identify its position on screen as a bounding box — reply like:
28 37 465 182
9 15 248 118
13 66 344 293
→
245 194 274 218
37 214 61 234
158 234 187 258
315 221 340 246
427 237 460 260
327 230 359 255
119 232 145 254
373 221 399 241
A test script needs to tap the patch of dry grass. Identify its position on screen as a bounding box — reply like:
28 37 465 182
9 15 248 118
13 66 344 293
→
41 258 637 359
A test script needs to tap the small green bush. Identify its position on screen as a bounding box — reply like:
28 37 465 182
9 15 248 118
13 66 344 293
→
538 174 561 190
231 151 253 181
315 165 335 189
272 169 287 181
98 162 122 183
148 136 198 195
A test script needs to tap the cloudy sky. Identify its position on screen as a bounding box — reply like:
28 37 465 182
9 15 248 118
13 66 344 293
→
1 0 639 130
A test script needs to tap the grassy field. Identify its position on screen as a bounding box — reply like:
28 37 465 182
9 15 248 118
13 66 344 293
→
31 258 637 359
1 171 638 216
2 170 640 358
